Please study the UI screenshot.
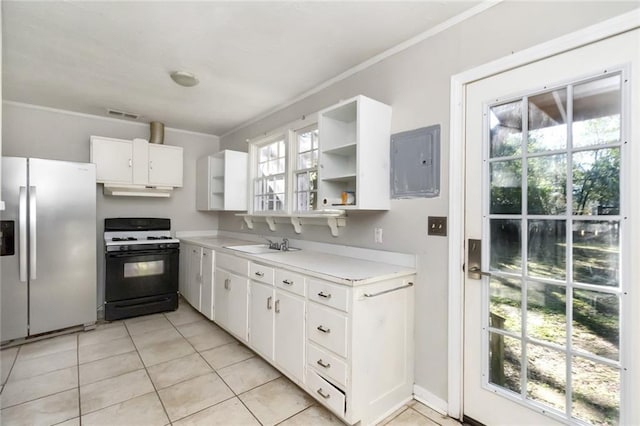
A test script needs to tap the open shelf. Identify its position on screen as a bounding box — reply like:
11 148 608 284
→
196 150 247 211
317 95 391 210
321 174 356 183
322 142 356 156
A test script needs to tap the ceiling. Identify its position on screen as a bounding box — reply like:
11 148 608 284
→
2 1 479 136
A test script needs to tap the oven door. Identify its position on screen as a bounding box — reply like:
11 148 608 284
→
105 248 179 302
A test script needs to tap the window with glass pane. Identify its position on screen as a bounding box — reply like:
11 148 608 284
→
294 125 319 211
484 72 625 425
254 138 286 212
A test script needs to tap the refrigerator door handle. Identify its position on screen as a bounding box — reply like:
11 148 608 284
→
29 186 37 280
19 186 28 282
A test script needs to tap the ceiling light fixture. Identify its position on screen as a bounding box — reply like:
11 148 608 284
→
170 71 199 87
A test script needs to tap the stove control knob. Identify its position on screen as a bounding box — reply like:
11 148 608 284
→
120 245 128 251
159 244 166 249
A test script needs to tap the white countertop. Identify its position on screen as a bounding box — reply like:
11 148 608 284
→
178 236 416 286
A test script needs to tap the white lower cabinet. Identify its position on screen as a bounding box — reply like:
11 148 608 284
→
180 244 202 311
306 368 347 415
200 248 214 320
273 289 305 382
307 302 348 358
187 246 202 311
180 244 214 320
214 268 249 343
249 281 274 358
305 277 415 425
249 265 306 383
307 342 347 387
180 241 414 426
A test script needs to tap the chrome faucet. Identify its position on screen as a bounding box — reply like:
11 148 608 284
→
265 238 280 250
281 238 289 251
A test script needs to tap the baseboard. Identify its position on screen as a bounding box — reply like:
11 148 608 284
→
413 384 448 416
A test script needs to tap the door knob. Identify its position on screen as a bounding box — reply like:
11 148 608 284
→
467 238 491 280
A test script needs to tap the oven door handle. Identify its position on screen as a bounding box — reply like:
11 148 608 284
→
107 249 178 258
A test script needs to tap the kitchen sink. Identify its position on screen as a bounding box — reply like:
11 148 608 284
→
223 244 300 254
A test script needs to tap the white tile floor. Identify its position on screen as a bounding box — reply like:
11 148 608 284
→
0 300 461 426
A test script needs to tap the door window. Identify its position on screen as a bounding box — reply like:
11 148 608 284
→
485 72 624 424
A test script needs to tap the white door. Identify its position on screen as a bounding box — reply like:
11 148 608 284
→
227 273 249 342
148 144 183 187
274 290 305 382
249 281 274 359
187 246 202 311
201 248 214 320
91 137 133 184
464 30 640 425
214 268 229 328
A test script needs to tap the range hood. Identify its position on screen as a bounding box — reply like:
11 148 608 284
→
103 184 173 198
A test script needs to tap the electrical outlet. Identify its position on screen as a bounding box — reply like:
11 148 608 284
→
374 227 383 244
427 216 447 236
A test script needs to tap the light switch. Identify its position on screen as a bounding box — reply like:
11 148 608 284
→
428 216 447 237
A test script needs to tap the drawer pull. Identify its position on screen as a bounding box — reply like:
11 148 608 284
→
316 359 331 369
267 296 273 310
282 279 293 285
317 291 332 299
316 388 331 399
255 271 265 277
316 325 331 334
363 282 414 298
224 278 230 290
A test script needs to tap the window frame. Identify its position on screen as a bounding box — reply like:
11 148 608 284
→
292 123 319 213
247 114 318 215
249 132 288 215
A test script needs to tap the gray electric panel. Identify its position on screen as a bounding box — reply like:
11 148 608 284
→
390 124 440 198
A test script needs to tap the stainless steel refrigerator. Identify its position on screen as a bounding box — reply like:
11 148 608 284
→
1 157 97 342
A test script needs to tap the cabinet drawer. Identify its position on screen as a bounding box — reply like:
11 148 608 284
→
308 279 349 312
307 342 347 388
249 262 274 285
216 252 249 276
307 303 348 358
306 369 346 416
275 269 305 297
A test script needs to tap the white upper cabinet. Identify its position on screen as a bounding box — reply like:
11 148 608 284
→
148 144 183 187
196 150 247 211
90 136 183 194
90 136 133 184
318 95 392 210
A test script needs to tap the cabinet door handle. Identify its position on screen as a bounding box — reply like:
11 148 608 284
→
275 300 280 313
149 160 153 170
316 325 331 334
316 388 331 399
128 158 132 167
267 296 273 310
255 271 264 277
316 359 331 369
224 278 230 290
282 279 293 285
317 291 332 299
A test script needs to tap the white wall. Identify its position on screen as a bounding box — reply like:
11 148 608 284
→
1 102 220 312
217 2 639 404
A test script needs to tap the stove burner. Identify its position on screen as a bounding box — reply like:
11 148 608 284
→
147 236 172 240
112 237 138 242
